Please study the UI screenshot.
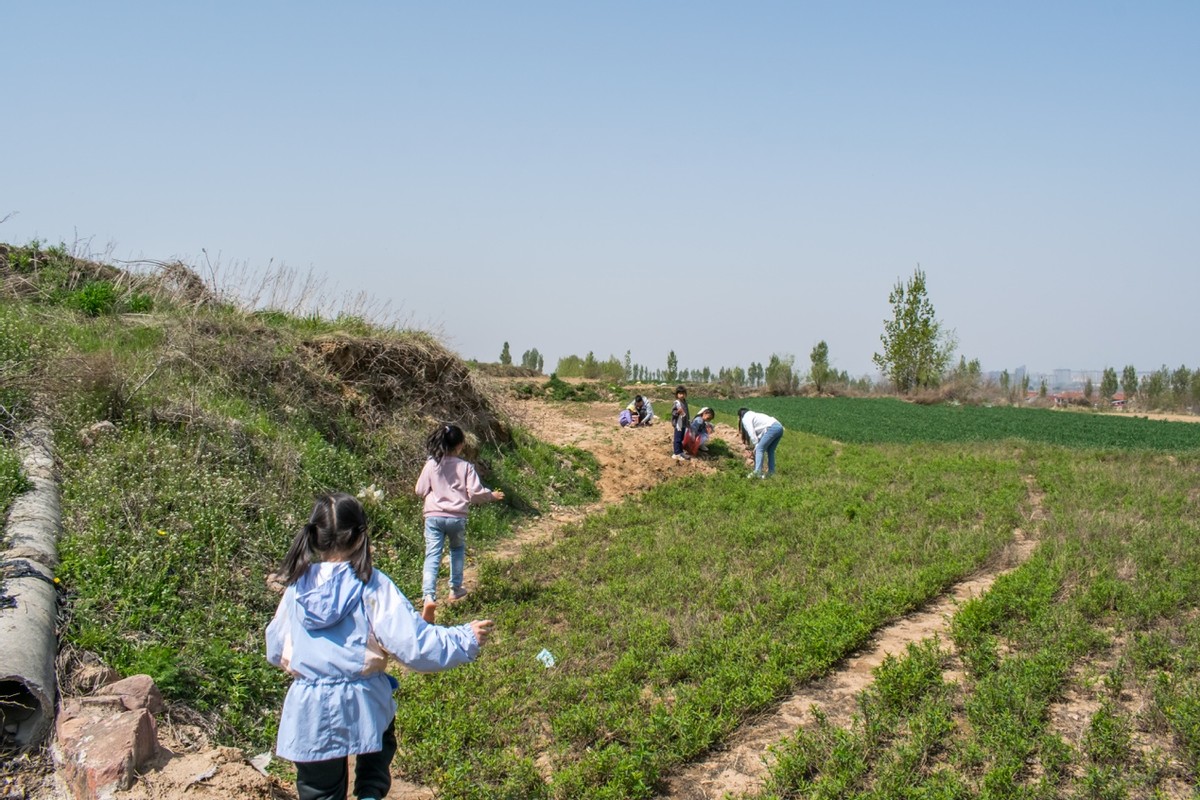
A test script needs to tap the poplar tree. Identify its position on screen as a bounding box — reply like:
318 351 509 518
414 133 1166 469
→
1100 367 1118 401
872 267 956 392
810 340 832 393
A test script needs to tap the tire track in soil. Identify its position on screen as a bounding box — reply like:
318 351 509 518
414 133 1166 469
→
657 475 1047 800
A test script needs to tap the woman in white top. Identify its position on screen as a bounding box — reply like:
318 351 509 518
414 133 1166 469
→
737 408 785 478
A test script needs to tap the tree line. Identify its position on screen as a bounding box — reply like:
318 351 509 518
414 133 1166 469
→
497 267 1199 411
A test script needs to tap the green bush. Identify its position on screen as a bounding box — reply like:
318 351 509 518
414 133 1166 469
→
68 281 119 316
127 292 154 313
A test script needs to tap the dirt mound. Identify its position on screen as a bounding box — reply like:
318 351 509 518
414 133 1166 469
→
0 243 218 309
304 333 509 443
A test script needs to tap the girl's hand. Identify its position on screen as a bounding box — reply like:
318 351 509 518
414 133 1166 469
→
471 619 495 646
492 490 505 501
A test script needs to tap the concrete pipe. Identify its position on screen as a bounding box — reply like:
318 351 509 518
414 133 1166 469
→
0 425 61 750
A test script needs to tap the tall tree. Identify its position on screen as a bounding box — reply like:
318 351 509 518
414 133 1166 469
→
666 350 678 383
1121 365 1138 400
499 342 512 365
766 353 798 395
872 267 956 392
1143 367 1169 408
750 362 764 387
1100 367 1118 401
623 350 632 382
1171 365 1191 406
810 340 832 393
1084 377 1094 403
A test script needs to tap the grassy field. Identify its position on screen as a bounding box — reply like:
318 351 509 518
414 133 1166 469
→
688 398 1200 800
390 430 1027 798
736 442 1200 800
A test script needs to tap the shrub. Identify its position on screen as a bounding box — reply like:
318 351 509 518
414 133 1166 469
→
126 292 154 313
68 281 119 316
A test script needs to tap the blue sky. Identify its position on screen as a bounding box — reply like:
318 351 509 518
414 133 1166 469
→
5 2 1197 379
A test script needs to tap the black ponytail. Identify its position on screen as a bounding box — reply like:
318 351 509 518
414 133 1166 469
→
426 423 466 464
278 492 373 585
737 408 751 447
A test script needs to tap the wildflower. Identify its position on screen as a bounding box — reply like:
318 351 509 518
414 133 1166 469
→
357 484 384 504
156 529 168 536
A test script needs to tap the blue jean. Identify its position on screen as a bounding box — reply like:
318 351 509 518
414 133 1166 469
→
754 422 784 474
422 516 467 601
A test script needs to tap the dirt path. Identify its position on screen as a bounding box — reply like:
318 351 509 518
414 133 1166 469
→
658 475 1046 799
463 398 741 582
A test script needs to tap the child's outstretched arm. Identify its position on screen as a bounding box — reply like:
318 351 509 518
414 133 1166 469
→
465 463 504 503
367 573 491 672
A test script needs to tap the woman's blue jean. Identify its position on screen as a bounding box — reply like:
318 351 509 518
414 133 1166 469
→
422 516 467 601
754 422 785 474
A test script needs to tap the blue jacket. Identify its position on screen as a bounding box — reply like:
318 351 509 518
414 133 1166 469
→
266 562 479 762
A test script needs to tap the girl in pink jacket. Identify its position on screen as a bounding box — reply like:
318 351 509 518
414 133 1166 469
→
414 424 504 623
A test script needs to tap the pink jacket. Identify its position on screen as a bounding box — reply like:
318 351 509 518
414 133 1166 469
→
414 456 497 518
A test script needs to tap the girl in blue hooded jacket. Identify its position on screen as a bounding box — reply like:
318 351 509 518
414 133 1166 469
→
266 492 493 800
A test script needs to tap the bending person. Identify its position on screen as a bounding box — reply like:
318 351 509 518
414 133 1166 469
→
737 407 785 478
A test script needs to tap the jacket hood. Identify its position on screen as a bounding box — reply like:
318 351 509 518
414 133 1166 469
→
294 562 364 630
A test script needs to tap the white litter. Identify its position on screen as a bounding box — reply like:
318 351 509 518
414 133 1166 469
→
249 751 272 776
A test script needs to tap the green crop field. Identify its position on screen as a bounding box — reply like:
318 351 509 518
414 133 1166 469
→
701 395 1200 451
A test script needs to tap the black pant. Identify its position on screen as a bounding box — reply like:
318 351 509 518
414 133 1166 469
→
295 719 397 800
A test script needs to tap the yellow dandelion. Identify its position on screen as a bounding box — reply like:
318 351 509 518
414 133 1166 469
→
157 529 168 536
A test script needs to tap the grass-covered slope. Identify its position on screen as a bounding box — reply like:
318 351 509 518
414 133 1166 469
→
0 242 599 746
